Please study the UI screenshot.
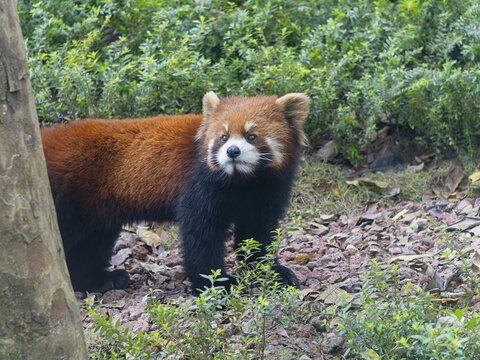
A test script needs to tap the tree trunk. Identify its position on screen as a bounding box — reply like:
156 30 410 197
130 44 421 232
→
0 1 88 359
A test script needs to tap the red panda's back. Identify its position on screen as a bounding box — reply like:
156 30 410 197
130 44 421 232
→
41 114 202 220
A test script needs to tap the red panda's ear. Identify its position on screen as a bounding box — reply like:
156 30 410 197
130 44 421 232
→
276 93 310 145
203 91 220 118
196 91 220 141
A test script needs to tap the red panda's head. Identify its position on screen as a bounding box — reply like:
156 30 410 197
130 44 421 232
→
196 92 310 176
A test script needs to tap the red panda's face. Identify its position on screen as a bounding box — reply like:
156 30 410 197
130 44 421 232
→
196 92 310 176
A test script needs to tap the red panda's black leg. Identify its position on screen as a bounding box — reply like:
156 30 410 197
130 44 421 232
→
234 219 299 287
177 187 237 294
65 230 129 292
178 222 237 294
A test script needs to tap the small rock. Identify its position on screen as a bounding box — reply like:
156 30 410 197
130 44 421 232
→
456 199 474 214
368 245 381 254
281 250 297 261
344 233 363 247
315 140 336 161
410 218 428 233
310 317 326 332
171 265 186 281
113 238 129 252
131 244 149 258
298 355 312 360
166 281 176 290
111 248 132 266
132 320 150 333
402 248 417 255
388 246 402 255
241 318 255 335
74 291 85 300
322 332 344 354
345 244 358 255
130 273 147 284
338 215 349 225
111 313 122 325
311 224 329 236
305 278 321 289
102 289 128 303
129 263 144 275
349 255 366 269
128 304 147 321
165 252 183 266
288 265 309 284
122 319 150 333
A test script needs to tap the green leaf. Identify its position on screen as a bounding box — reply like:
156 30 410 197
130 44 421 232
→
360 348 382 360
466 317 477 332
455 308 463 321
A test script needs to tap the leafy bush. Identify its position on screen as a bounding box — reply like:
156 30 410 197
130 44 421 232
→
330 260 480 359
19 0 480 163
86 234 300 359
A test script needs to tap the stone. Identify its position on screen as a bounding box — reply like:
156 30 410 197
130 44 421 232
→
322 332 344 354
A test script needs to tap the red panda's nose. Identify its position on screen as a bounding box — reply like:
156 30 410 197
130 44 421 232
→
227 145 241 159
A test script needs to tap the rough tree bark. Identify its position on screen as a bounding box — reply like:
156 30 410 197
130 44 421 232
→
0 1 88 359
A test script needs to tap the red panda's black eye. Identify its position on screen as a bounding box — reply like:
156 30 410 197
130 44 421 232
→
246 134 257 143
220 134 229 143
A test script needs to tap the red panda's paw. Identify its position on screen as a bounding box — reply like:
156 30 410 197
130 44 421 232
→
91 269 130 293
272 264 300 287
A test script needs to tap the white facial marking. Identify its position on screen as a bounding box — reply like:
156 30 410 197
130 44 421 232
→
216 136 260 175
207 138 215 167
223 124 228 132
244 121 256 132
223 163 234 175
266 137 284 165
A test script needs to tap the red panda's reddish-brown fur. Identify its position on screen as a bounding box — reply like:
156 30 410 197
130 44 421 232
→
41 92 309 293
42 115 201 216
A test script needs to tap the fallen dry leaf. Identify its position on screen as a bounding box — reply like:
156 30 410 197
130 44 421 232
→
103 298 126 309
444 165 466 197
298 288 322 301
331 183 340 196
122 224 135 232
408 163 424 172
388 254 432 263
276 327 289 338
137 225 163 249
392 208 409 220
294 253 315 262
469 169 480 183
140 262 169 273
308 222 329 236
318 284 351 304
346 179 359 187
358 178 389 190
317 214 338 223
346 177 389 190
313 177 332 191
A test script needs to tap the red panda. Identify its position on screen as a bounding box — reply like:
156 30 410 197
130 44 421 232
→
41 92 310 293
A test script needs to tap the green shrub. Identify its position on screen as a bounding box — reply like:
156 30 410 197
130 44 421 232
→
19 0 480 163
330 260 480 359
86 234 300 359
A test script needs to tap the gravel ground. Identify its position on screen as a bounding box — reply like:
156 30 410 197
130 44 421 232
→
79 195 480 358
